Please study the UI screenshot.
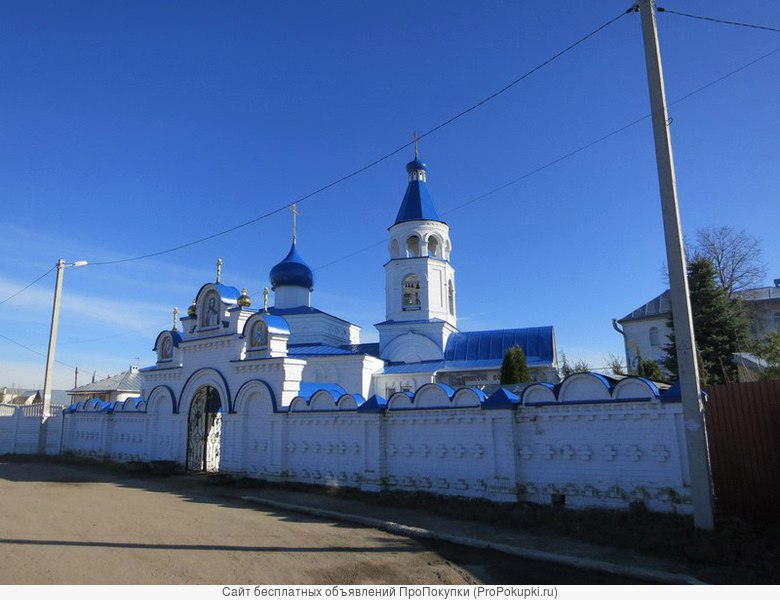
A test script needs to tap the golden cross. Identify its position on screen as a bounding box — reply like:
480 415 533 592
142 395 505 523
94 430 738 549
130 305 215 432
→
413 131 419 160
173 307 179 331
289 203 299 243
216 258 222 284
263 287 270 314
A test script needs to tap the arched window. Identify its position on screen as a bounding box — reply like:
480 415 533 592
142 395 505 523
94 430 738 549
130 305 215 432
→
427 236 439 257
390 239 400 258
448 280 455 315
250 321 268 349
402 274 421 310
406 235 420 257
649 326 660 347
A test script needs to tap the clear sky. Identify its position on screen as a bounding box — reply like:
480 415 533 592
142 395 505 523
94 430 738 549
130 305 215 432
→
1 0 778 390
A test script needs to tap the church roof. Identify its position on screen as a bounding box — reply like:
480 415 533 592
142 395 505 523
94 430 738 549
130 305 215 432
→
393 157 445 225
69 369 142 394
444 327 556 365
270 241 314 291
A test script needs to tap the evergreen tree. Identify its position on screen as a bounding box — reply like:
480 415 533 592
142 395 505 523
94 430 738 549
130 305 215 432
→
664 256 751 385
634 347 664 381
757 332 780 381
500 345 531 384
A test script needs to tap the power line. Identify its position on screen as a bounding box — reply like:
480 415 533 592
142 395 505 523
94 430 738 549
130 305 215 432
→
87 7 632 267
657 7 780 34
312 45 780 272
0 332 79 371
0 266 54 306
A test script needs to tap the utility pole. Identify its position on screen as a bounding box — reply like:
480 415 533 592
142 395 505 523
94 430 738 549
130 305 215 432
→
638 0 715 529
42 259 66 421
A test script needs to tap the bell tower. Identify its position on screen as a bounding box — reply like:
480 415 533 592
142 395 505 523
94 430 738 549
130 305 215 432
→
376 148 458 362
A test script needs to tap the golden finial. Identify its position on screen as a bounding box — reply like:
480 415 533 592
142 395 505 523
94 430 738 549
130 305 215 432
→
413 131 419 160
263 287 270 314
216 258 223 284
289 203 299 244
238 288 251 308
172 307 179 331
188 299 197 318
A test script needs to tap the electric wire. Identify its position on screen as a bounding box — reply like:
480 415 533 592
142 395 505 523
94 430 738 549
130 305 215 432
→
0 332 79 371
86 7 633 267
313 45 780 273
657 7 780 34
0 266 55 306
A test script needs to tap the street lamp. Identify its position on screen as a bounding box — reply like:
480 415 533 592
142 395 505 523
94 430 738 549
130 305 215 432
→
41 258 88 420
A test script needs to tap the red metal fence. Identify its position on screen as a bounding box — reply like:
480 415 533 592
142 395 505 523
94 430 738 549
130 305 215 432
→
704 380 780 520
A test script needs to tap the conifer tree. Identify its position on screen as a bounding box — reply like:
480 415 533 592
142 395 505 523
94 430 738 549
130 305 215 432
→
500 345 531 384
664 256 750 384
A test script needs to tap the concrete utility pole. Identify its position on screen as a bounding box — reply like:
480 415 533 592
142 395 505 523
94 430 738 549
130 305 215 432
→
42 258 66 421
638 0 715 529
41 258 88 421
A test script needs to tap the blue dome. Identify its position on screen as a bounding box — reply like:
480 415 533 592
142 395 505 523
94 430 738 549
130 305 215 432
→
270 242 314 291
406 158 426 173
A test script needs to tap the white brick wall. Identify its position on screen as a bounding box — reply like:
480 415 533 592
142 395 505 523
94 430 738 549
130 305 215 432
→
1 373 692 515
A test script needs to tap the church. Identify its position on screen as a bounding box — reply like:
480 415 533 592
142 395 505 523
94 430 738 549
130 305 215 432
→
142 150 558 470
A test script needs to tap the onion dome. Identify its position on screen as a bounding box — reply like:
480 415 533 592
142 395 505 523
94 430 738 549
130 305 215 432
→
269 241 314 291
394 155 444 225
237 288 252 307
187 299 197 318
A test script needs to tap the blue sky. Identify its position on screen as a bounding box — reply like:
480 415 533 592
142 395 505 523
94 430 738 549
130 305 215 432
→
1 0 778 390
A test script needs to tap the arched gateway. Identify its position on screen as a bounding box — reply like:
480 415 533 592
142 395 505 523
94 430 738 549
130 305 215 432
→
186 385 223 472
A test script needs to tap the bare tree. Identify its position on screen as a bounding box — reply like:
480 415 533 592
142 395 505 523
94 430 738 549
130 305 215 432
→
694 226 766 297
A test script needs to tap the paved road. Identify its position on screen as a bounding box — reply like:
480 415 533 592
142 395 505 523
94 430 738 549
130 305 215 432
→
0 458 644 584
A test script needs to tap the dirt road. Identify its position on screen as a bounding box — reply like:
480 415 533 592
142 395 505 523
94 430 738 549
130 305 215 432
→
0 458 481 585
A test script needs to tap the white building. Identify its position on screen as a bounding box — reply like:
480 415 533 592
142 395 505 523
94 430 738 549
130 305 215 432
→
616 280 780 375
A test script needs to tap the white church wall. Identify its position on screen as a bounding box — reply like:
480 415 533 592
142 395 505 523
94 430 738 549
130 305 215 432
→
5 375 692 515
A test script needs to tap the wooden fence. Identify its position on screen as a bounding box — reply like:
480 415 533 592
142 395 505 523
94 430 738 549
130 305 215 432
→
704 380 780 520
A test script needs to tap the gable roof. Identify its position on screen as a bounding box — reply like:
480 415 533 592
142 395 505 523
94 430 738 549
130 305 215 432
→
69 369 142 394
619 290 671 323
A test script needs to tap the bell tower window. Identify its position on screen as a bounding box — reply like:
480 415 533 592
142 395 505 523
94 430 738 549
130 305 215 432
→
406 235 420 257
427 236 439 257
448 280 455 315
402 274 421 310
390 239 400 258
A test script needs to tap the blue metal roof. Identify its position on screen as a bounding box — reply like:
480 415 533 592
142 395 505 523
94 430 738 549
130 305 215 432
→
484 387 521 409
358 394 388 412
444 327 555 364
270 241 314 291
393 157 445 225
195 282 242 306
297 382 347 401
288 344 354 357
268 305 351 325
341 342 381 357
152 330 182 352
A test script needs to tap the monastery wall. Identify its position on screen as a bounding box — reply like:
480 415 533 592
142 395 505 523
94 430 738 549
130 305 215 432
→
0 374 692 515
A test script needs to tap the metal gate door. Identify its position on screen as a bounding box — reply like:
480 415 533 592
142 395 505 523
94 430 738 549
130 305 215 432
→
186 386 222 472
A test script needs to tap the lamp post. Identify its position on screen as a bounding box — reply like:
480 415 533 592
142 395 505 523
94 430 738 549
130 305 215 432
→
41 258 88 421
